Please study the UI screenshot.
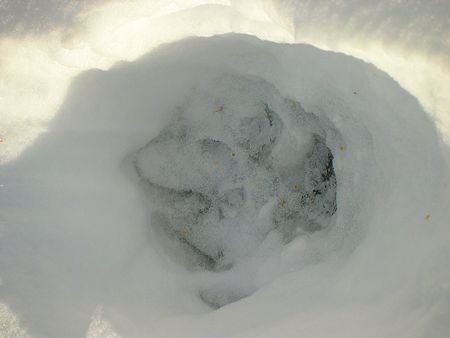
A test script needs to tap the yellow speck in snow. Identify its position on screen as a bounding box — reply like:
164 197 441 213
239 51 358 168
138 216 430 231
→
214 105 224 112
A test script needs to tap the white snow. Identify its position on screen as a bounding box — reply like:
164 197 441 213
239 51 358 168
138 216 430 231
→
0 1 449 338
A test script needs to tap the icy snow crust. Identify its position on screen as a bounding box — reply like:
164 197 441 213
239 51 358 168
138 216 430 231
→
0 34 449 337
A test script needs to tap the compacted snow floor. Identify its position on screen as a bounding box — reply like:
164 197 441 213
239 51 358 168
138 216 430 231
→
1 33 449 337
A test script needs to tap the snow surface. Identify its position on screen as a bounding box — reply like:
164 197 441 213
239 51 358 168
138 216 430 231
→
0 1 449 338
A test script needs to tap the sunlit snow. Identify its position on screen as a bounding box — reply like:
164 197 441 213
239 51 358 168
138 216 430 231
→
0 1 449 338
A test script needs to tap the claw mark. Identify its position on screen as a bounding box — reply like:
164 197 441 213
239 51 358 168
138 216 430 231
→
264 104 274 126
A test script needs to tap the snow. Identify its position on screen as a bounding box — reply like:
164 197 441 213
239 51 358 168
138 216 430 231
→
0 1 449 338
